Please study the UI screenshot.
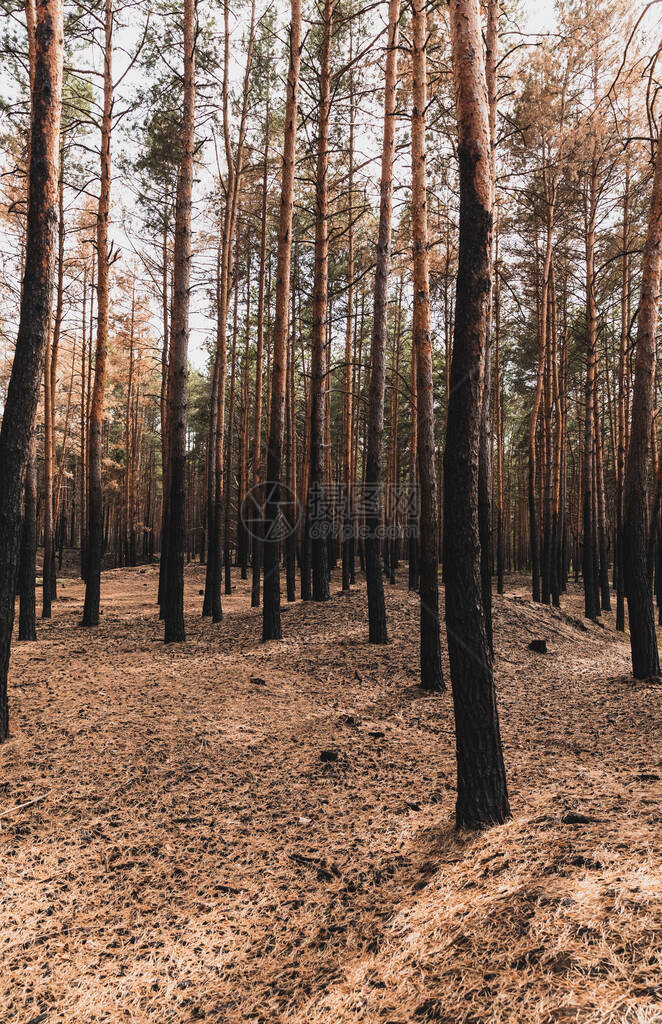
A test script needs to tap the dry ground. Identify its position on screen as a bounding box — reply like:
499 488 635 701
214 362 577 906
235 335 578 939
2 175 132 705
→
1 564 661 1024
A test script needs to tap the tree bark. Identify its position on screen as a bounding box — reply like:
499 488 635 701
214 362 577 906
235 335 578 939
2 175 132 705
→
19 440 38 641
0 0 63 741
623 125 662 679
411 0 443 690
262 0 302 640
445 0 509 828
82 0 113 627
308 0 334 603
163 0 195 643
365 0 400 644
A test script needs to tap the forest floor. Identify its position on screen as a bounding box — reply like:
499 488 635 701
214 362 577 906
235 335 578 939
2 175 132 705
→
1 563 661 1024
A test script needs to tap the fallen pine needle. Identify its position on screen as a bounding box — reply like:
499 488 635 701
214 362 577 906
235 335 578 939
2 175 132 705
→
0 793 48 820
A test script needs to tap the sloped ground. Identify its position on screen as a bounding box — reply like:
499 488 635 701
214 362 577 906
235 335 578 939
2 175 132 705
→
0 565 660 1024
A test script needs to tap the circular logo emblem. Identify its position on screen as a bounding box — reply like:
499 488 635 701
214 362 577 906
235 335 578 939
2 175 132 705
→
240 481 301 541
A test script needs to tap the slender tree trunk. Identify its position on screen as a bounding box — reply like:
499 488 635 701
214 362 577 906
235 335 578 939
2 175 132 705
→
616 157 630 631
308 0 334 603
411 0 443 690
251 95 269 609
623 126 662 679
163 0 195 642
225 271 240 595
0 0 63 741
478 0 500 651
583 169 600 621
342 44 355 593
19 440 38 641
365 0 400 644
445 0 509 828
262 0 302 641
82 0 113 627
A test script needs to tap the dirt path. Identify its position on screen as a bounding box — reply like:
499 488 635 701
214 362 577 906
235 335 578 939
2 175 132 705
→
1 566 660 1023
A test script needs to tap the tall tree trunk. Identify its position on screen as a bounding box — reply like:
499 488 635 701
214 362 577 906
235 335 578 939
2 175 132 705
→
411 0 443 690
445 0 509 828
308 0 334 603
251 95 269 609
623 126 662 679
82 0 113 627
342 41 355 593
204 0 255 622
42 169 64 616
262 0 302 640
616 155 630 631
163 0 195 642
365 0 400 644
478 0 500 651
224 272 240 595
583 167 600 621
0 0 63 742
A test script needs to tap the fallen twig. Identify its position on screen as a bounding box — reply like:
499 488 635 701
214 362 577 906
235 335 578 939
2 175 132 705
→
0 793 48 821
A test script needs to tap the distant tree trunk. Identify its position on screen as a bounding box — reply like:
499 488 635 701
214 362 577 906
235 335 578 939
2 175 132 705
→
365 0 399 644
225 273 240 595
163 0 195 642
158 209 170 611
623 126 662 679
82 0 113 627
342 44 355 593
582 164 600 622
237 257 252 581
411 0 443 690
0 0 63 742
204 0 255 622
445 0 509 828
42 170 64 617
80 260 89 580
494 242 504 595
308 0 334 603
262 0 302 640
19 440 38 641
615 156 630 631
478 0 500 653
251 97 269 609
408 316 419 592
203 243 221 618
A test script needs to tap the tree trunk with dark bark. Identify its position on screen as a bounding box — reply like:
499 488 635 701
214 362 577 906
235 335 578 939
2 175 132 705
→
411 0 443 690
308 0 334 604
623 126 662 679
82 0 113 628
365 0 400 644
163 0 195 643
262 0 301 640
0 0 63 741
445 0 509 828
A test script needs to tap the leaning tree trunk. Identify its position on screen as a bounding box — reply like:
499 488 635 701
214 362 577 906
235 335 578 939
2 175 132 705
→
308 0 334 603
623 125 662 679
0 0 63 741
163 0 195 643
445 0 509 829
82 0 113 627
262 0 302 641
365 0 400 644
411 0 443 690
